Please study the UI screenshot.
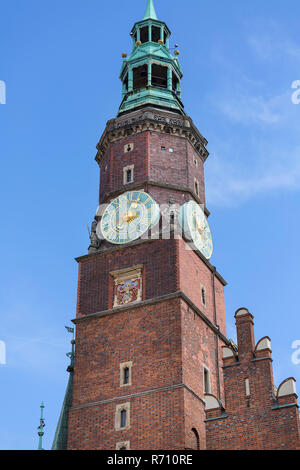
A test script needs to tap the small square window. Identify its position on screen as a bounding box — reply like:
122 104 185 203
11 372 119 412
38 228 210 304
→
169 148 174 153
161 146 166 151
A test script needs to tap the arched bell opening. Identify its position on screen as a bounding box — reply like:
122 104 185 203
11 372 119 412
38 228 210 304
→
133 65 148 90
152 64 168 89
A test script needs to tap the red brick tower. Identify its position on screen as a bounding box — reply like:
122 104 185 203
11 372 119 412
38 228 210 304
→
65 0 229 450
51 0 299 451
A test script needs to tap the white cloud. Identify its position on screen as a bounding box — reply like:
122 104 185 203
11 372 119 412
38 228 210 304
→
247 19 300 62
206 146 300 207
204 17 300 207
218 93 283 125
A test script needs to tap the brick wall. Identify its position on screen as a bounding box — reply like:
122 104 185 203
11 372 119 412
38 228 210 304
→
205 309 300 450
68 293 227 450
76 239 179 317
177 237 226 334
76 238 225 322
99 130 205 205
68 387 185 450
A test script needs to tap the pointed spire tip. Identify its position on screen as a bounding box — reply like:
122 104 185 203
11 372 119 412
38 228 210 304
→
144 0 158 20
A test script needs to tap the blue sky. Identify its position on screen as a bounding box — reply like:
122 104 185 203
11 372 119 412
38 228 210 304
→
0 0 300 450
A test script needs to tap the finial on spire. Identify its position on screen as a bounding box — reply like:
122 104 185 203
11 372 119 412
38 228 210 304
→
144 0 158 20
37 401 45 450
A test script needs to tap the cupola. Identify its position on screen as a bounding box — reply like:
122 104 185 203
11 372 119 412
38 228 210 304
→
118 0 185 116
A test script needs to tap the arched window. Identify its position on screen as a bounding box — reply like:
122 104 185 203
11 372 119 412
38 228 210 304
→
120 409 127 429
191 428 200 450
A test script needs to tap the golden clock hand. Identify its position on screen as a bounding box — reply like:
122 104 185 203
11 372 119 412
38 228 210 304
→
194 218 205 233
123 209 138 223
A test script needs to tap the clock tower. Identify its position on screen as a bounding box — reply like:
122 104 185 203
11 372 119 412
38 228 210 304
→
65 0 230 450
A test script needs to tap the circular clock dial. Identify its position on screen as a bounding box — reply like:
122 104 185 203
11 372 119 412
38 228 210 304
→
100 191 160 245
179 200 213 259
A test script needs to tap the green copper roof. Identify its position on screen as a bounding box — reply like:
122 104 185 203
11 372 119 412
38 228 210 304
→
144 0 158 20
51 373 73 450
37 402 45 451
117 0 185 116
52 340 75 450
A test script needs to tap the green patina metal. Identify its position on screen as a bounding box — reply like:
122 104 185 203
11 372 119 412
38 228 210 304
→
144 0 158 20
37 402 45 450
51 339 75 450
118 0 185 116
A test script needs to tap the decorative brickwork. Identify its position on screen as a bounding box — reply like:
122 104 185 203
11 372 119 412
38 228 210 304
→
98 109 207 206
56 1 300 451
205 309 300 450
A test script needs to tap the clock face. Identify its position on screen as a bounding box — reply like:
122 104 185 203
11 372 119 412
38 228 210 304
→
100 191 160 245
179 200 213 259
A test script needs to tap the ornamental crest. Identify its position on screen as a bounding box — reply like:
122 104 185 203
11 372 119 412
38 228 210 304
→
115 279 141 306
111 265 143 308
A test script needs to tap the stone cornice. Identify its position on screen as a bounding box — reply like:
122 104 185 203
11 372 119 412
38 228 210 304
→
95 107 209 165
70 383 205 412
72 290 231 347
100 180 211 218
